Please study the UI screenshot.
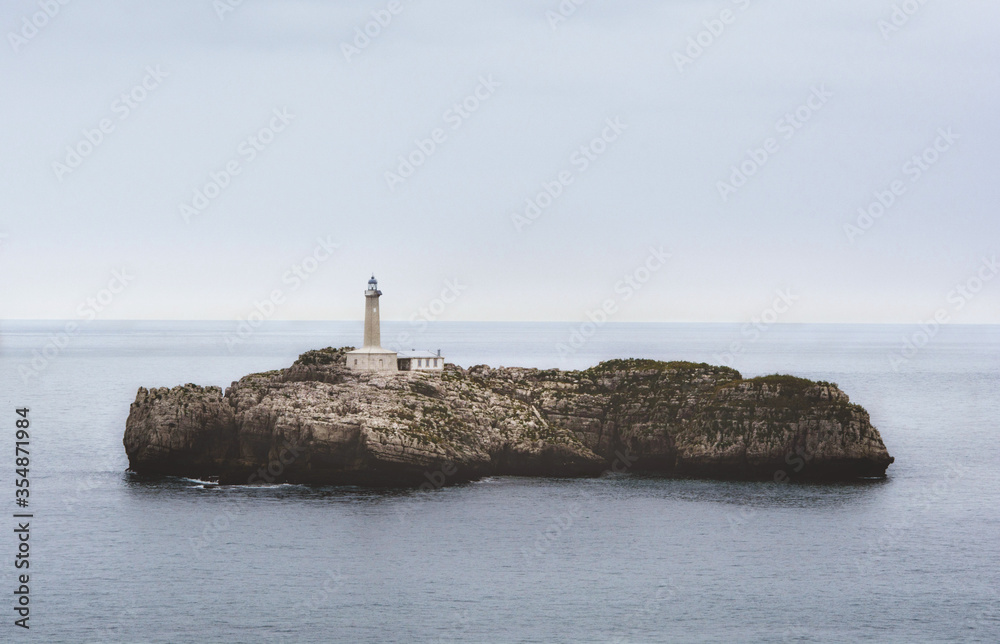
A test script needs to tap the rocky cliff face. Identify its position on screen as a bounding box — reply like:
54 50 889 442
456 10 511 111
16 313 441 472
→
123 348 893 486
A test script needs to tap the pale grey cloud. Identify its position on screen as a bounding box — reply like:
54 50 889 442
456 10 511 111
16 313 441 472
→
1 0 997 323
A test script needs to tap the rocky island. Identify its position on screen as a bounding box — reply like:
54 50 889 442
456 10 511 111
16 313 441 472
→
123 347 894 486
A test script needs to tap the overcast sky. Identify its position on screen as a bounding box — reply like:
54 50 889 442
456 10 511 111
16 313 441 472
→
1 0 997 323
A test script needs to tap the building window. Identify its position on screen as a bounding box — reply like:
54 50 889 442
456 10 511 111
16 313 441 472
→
434 359 439 367
379 359 383 366
354 359 358 365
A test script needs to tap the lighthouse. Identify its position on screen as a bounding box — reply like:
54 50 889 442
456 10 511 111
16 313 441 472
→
346 275 398 372
363 274 382 348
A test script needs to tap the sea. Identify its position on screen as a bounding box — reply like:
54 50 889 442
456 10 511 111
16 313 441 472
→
0 320 997 643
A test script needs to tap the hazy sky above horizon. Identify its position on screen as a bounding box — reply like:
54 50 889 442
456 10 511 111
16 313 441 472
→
1 0 998 323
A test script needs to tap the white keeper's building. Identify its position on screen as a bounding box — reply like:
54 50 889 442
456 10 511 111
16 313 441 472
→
397 350 444 372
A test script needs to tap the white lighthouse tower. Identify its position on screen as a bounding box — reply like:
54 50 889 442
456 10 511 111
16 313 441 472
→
362 275 383 348
346 275 398 372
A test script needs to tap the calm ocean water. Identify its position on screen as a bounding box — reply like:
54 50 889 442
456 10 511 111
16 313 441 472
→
0 321 997 643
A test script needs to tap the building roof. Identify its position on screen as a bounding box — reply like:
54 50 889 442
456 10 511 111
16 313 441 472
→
397 350 441 359
345 347 397 356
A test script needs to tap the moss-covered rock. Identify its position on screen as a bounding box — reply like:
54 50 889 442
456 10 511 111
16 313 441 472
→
123 349 893 486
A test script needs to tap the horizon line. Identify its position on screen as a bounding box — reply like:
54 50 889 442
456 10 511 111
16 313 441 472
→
1 319 998 327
